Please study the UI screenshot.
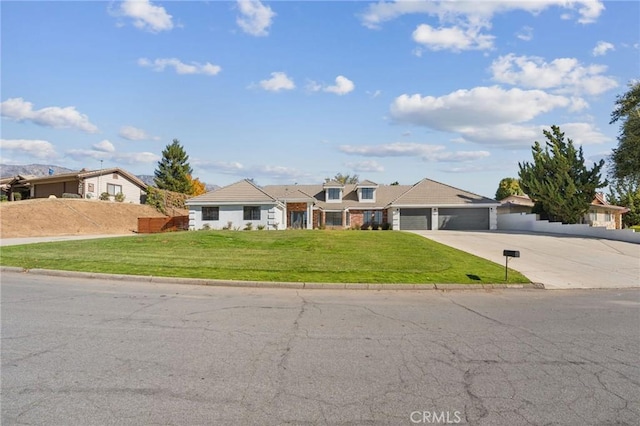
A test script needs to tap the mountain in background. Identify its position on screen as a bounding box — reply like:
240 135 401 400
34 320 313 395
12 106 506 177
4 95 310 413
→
0 164 218 192
0 164 77 178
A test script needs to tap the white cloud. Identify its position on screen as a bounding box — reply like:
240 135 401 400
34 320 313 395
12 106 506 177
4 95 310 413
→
117 0 173 33
516 26 533 41
66 142 159 164
237 0 276 37
92 140 115 153
194 159 307 180
0 139 58 160
556 122 610 145
490 54 618 95
412 24 494 51
324 76 355 95
118 125 160 141
390 86 571 130
67 149 159 164
193 160 245 173
138 58 221 75
360 1 604 29
307 76 355 95
339 142 490 162
345 160 385 173
0 97 98 133
259 72 295 92
446 122 609 148
592 41 615 56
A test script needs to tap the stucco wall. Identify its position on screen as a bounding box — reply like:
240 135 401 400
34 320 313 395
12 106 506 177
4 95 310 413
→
498 213 640 243
83 174 144 204
189 204 285 230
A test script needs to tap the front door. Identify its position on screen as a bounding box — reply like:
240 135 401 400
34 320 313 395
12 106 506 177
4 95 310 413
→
290 211 307 229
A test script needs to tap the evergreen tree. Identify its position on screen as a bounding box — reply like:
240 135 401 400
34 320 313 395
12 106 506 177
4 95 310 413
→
607 82 640 226
495 177 523 200
154 139 193 194
518 126 606 224
609 81 640 183
608 177 640 228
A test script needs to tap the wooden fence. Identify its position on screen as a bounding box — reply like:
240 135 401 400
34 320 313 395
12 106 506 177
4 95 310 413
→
138 216 189 234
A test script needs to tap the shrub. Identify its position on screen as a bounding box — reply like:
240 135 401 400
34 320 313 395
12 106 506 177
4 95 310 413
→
381 222 391 230
257 224 266 230
201 223 211 231
62 193 81 199
85 193 93 199
222 221 233 230
243 222 253 231
114 192 126 203
99 192 110 201
13 193 22 201
0 195 8 202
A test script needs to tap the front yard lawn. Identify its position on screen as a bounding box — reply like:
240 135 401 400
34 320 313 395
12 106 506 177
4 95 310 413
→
0 230 530 284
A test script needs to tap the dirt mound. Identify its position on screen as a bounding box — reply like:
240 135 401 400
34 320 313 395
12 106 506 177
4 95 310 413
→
0 198 174 238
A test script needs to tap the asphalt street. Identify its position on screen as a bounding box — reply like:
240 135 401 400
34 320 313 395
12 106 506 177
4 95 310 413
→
2 272 639 425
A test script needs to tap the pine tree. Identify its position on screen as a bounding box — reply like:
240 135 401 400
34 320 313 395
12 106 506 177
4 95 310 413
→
518 126 606 224
154 139 193 194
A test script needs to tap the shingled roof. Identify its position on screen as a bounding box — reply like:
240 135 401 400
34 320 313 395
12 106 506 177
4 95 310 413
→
391 178 497 206
186 179 277 204
188 177 498 208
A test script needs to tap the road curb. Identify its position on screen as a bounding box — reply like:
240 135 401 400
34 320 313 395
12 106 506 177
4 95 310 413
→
0 267 543 290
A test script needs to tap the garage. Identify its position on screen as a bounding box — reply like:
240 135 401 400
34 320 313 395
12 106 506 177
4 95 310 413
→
438 208 489 230
400 208 431 230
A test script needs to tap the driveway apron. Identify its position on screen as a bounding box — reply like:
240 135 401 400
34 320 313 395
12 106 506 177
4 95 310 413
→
412 230 640 289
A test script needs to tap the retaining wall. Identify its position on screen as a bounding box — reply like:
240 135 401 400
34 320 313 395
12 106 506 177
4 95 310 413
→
497 213 640 244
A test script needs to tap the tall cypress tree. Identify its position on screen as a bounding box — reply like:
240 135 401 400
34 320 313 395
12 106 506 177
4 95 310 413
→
154 139 193 194
518 126 606 224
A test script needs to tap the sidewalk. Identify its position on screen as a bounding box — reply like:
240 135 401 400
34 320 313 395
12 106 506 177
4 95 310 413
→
0 234 136 247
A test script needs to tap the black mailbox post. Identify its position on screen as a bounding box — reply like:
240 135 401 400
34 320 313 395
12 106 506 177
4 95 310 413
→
503 250 520 281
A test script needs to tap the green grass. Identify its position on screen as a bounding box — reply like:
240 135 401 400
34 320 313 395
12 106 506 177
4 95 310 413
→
0 230 530 284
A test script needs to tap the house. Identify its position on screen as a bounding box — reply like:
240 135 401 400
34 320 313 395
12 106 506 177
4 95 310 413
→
186 178 500 231
1 167 148 204
497 194 628 230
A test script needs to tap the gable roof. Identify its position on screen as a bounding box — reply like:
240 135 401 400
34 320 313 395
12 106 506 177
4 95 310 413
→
3 168 147 190
186 179 277 204
392 178 497 206
188 177 499 208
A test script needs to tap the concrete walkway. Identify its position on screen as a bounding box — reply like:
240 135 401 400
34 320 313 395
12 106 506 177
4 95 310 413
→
0 234 136 247
412 230 640 290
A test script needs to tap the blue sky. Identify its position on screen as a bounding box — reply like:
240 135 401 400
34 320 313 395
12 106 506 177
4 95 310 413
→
1 0 638 197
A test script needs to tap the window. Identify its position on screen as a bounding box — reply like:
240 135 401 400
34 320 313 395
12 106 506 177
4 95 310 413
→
361 188 374 200
243 206 261 221
327 188 341 200
325 212 343 226
605 211 612 222
202 207 219 221
88 183 95 192
107 183 122 195
363 210 382 225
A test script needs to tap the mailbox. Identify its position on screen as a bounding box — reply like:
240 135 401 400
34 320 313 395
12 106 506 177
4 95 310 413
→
503 250 520 258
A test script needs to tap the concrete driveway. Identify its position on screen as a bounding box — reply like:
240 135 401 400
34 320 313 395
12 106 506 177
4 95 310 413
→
412 230 640 290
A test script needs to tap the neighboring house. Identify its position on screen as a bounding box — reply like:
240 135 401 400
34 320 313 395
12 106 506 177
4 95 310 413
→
186 178 499 231
497 194 627 230
1 168 148 204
